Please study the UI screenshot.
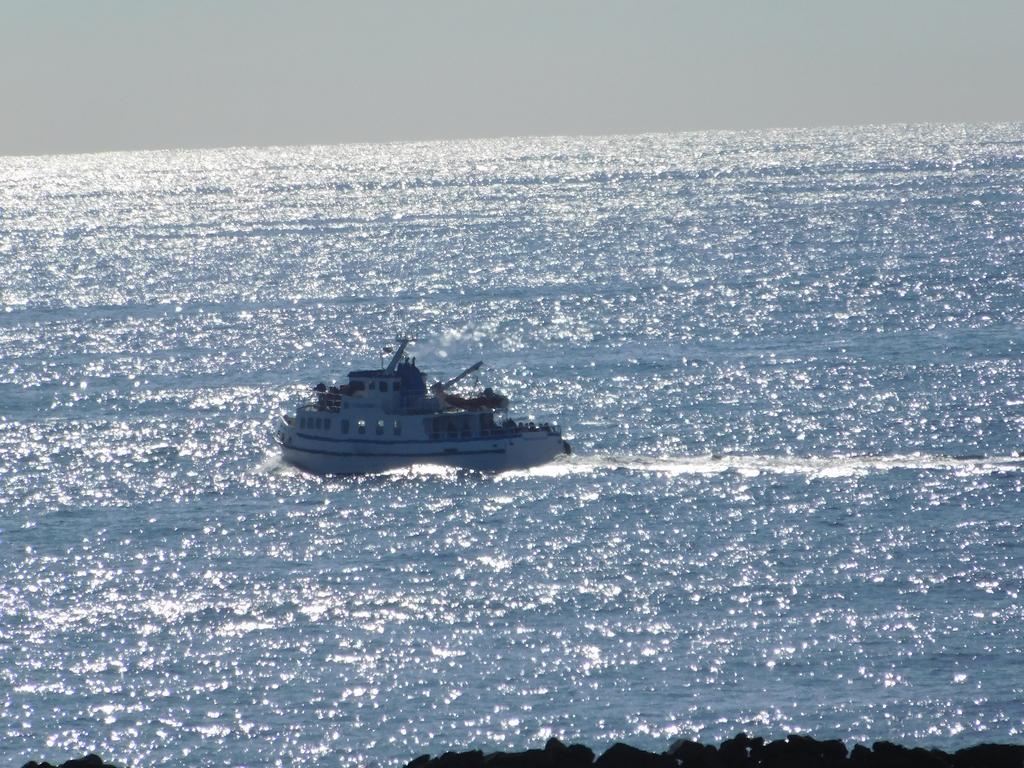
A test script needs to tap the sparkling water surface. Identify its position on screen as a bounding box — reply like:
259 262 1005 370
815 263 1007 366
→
1 124 1024 767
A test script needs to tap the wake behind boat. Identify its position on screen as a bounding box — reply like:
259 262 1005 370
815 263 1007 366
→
276 338 571 474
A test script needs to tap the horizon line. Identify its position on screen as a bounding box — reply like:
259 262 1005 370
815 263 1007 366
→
3 118 1022 162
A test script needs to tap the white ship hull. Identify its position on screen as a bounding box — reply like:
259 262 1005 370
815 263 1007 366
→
279 428 567 475
275 338 570 476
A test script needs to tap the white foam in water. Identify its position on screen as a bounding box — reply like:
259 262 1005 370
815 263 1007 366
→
253 454 288 474
541 452 1024 479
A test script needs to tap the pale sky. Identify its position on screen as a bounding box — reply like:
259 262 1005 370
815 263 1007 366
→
2 0 1023 156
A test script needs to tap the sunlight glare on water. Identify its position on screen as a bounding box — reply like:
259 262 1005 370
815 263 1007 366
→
1 124 1024 767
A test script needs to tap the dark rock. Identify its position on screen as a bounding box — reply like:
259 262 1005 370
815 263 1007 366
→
762 735 847 768
764 737 812 768
23 759 118 768
747 737 766 762
667 739 720 768
544 741 595 768
869 741 951 768
719 733 753 768
485 749 553 768
915 749 952 768
23 736 1024 768
565 745 597 767
819 740 849 765
666 739 700 760
913 748 949 768
716 733 766 768
432 751 486 768
59 757 104 768
481 746 594 768
595 742 677 768
851 745 874 766
871 741 913 768
952 744 1024 768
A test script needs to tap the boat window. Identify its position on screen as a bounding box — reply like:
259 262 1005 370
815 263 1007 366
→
376 419 385 435
341 420 349 434
393 420 401 435
324 418 331 430
394 382 401 391
369 382 376 390
299 417 306 429
357 419 366 435
315 418 322 429
380 382 388 392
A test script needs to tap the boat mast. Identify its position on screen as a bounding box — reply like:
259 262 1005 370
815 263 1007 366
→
385 337 413 373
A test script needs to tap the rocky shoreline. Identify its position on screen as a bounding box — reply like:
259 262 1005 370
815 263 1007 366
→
406 735 1024 768
20 734 1024 768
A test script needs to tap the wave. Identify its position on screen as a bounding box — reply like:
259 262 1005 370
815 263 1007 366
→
252 453 300 476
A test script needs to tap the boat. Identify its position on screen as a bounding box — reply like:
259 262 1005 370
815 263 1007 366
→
275 337 571 474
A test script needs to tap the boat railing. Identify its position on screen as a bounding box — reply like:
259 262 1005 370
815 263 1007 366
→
510 421 561 436
430 421 560 440
306 391 344 412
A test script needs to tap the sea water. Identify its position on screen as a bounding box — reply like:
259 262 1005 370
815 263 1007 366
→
1 123 1023 767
